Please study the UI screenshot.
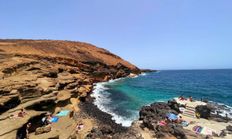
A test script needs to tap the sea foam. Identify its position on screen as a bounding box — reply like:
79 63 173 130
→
91 73 158 127
209 101 232 119
91 80 135 127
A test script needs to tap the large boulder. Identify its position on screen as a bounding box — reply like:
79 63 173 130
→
139 102 174 121
139 102 186 139
195 105 212 119
168 100 180 113
226 125 232 132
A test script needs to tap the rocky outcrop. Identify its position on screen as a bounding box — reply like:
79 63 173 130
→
139 102 185 138
226 125 232 132
195 105 212 119
0 39 139 71
0 39 140 138
35 126 52 135
85 126 143 139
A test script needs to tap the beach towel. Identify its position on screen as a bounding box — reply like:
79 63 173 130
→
56 110 70 117
166 113 178 121
200 127 214 135
193 126 203 134
181 121 189 127
179 107 185 113
158 120 167 126
50 116 59 123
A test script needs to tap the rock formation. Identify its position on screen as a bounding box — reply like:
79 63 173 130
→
0 39 140 138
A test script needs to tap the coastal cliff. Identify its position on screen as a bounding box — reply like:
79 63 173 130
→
1 40 231 139
0 39 140 139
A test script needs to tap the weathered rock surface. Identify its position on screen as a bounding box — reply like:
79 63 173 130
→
227 125 232 132
0 39 140 138
138 102 206 139
86 126 143 139
195 105 212 119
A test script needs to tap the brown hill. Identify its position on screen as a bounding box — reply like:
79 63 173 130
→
0 39 138 70
0 39 140 138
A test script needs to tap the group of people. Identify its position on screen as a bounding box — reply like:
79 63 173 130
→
178 95 193 102
158 113 189 127
42 112 53 126
9 108 28 119
14 107 85 138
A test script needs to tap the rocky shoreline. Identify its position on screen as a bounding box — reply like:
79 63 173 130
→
84 96 232 139
1 39 231 139
79 96 128 133
0 39 140 139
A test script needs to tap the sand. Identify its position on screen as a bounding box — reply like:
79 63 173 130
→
174 97 207 108
28 102 95 139
182 115 232 139
174 98 232 139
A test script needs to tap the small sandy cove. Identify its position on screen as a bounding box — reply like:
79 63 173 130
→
175 97 232 139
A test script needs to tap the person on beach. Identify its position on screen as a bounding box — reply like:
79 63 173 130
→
189 96 193 102
75 122 84 133
177 115 184 123
9 108 28 119
226 114 228 122
25 123 31 139
42 113 52 126
178 95 185 100
16 122 31 139
18 108 28 118
196 112 200 119
70 105 78 121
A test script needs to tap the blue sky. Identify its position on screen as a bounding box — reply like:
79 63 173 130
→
0 0 232 69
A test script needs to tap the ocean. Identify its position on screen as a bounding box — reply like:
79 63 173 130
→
91 69 232 126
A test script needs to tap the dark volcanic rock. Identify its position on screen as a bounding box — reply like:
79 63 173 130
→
139 102 177 121
227 125 232 131
43 71 58 78
195 105 212 119
112 129 143 139
86 127 143 139
173 125 186 139
79 100 128 133
168 100 181 113
85 126 115 139
85 128 103 139
139 102 186 139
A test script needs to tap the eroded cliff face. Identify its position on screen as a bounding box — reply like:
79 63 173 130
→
0 39 140 138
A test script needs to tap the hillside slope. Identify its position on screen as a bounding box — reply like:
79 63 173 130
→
0 39 138 70
0 39 140 139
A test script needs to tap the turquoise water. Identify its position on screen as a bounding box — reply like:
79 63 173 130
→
92 69 232 126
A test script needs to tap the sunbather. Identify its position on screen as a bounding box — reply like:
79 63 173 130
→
42 113 52 125
75 123 84 133
18 108 27 118
25 123 31 139
9 108 27 119
177 115 184 123
158 119 168 126
189 96 193 102
178 95 185 100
